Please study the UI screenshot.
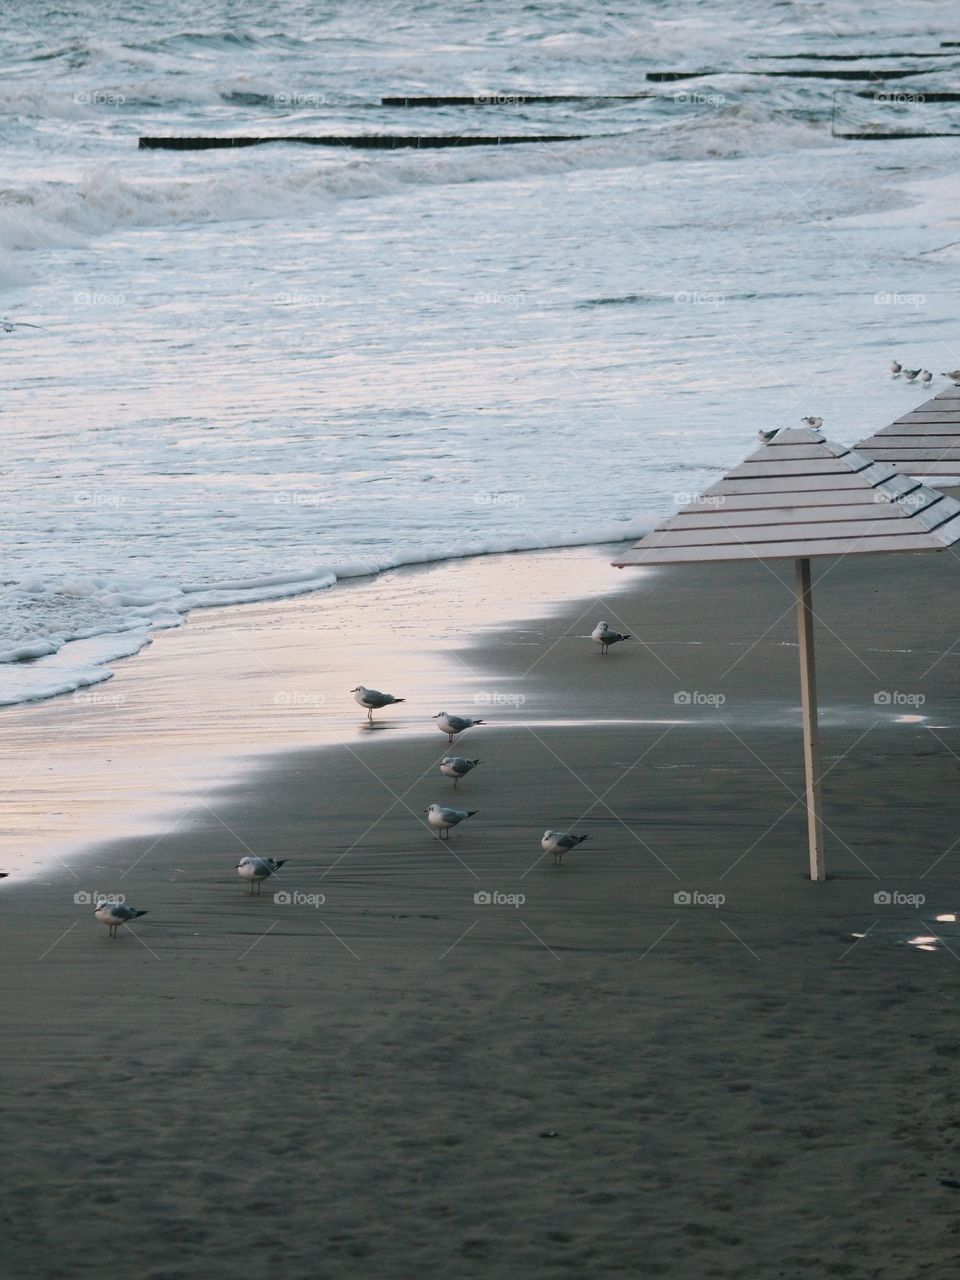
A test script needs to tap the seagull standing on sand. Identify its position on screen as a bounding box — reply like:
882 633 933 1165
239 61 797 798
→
351 685 405 721
541 829 590 867
902 368 921 382
920 370 933 385
757 428 779 443
890 358 902 375
236 856 287 894
440 756 480 788
591 620 630 655
434 712 484 742
801 416 823 428
426 803 477 839
94 899 148 938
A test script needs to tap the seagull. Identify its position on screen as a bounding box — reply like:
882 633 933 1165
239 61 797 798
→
920 370 933 384
890 358 902 375
236 856 287 894
433 712 484 742
94 899 148 938
902 368 921 382
757 428 779 443
941 369 960 382
541 829 590 867
440 756 480 788
801 416 823 428
0 320 46 333
351 685 405 721
591 620 630 655
425 803 477 839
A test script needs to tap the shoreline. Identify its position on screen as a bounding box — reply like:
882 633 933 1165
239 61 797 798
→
0 543 634 879
4 543 960 1276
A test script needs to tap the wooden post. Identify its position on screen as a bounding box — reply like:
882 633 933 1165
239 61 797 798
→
795 558 825 880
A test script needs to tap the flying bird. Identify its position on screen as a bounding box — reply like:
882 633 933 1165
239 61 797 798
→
351 685 405 721
440 756 480 788
433 712 484 742
902 368 920 382
426 803 477 839
94 899 148 938
541 830 590 867
757 428 779 443
801 416 823 428
591 620 630 655
0 320 46 333
236 856 287 895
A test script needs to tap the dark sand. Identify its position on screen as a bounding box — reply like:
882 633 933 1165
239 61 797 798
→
3 547 960 1278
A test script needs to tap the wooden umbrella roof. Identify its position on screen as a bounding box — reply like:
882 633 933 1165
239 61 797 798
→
613 427 960 566
855 386 960 477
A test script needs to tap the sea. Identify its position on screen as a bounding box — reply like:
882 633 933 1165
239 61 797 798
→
2 0 959 706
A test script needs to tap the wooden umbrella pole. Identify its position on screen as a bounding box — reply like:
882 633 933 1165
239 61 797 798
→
794 557 826 881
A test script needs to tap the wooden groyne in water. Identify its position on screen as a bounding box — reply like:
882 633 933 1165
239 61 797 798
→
647 68 928 81
138 133 585 151
380 94 654 106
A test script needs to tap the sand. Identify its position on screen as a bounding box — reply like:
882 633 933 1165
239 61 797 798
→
3 546 960 1279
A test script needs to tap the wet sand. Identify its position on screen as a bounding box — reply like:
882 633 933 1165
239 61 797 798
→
3 546 960 1278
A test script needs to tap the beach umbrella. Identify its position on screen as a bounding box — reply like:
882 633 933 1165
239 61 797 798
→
612 427 960 881
856 386 960 480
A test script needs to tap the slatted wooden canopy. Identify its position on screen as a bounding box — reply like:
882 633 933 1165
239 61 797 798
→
855 386 960 477
612 428 960 881
613 427 960 565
